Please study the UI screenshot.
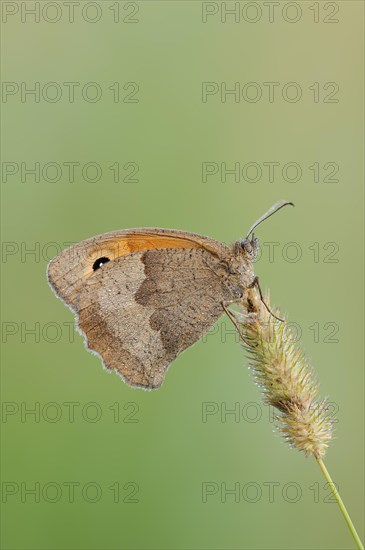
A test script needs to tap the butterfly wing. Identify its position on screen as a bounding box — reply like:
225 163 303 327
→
47 230 233 389
47 228 226 308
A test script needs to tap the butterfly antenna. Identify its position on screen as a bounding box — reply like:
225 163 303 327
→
245 199 294 240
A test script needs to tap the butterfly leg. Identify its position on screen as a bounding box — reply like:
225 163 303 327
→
249 276 285 322
221 302 253 346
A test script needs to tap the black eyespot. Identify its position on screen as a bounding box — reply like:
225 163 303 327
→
92 257 110 271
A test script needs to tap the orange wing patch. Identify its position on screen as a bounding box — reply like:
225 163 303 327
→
81 234 203 277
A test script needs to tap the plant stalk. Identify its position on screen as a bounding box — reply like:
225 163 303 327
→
316 457 364 550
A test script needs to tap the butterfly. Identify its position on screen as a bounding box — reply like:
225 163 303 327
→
47 200 293 389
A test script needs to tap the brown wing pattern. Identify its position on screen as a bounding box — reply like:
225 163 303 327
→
47 229 234 389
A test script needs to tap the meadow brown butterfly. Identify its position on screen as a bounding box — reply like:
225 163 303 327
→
47 200 293 389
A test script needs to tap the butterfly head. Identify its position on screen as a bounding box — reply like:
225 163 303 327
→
240 234 259 262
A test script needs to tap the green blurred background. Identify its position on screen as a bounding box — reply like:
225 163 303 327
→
1 1 364 548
